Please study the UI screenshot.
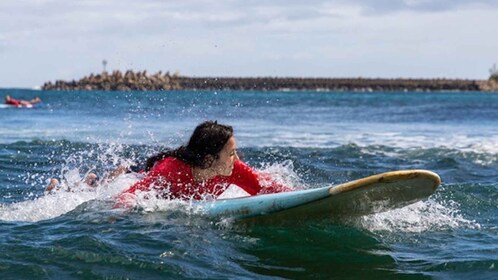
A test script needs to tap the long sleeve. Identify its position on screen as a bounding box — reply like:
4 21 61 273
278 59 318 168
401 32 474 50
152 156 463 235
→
224 160 292 195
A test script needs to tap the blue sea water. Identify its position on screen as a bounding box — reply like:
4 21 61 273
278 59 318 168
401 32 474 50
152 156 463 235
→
0 88 497 279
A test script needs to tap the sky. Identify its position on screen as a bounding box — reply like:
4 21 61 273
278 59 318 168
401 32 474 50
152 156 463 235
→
1 0 497 88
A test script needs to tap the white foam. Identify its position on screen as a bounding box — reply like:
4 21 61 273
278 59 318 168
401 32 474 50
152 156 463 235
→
217 184 251 199
0 173 139 222
134 194 193 214
0 191 97 222
256 160 303 190
359 198 481 233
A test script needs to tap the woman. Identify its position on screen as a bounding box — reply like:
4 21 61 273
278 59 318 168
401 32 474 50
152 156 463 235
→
116 121 291 205
4 95 41 107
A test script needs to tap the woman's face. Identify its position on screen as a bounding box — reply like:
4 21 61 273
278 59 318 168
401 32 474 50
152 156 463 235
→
212 136 239 176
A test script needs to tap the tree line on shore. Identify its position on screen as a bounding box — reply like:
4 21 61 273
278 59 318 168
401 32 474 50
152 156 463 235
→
41 70 498 92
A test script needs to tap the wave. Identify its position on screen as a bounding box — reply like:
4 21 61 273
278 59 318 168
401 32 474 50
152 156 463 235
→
2 116 498 155
2 139 497 192
2 140 497 184
1 140 496 227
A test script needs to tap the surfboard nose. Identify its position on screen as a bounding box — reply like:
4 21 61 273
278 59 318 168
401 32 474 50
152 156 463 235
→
411 169 441 190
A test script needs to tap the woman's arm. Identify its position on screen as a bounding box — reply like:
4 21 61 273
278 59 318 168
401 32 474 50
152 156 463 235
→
227 160 293 195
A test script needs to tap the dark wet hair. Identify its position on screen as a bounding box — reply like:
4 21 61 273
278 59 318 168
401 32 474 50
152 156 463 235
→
145 121 233 171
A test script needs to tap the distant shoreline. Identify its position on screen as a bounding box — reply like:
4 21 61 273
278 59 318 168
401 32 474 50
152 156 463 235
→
41 70 498 92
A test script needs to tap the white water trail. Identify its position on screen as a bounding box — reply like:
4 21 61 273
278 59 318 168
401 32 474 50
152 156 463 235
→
0 173 139 222
360 198 481 233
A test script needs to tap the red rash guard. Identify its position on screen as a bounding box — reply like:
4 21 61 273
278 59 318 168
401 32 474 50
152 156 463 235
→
5 98 21 106
120 157 291 200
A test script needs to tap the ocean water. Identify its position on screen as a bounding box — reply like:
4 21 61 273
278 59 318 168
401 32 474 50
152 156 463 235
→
0 88 497 279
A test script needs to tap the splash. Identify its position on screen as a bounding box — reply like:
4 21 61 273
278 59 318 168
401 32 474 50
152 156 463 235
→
359 197 481 233
0 188 105 222
131 190 193 214
0 173 139 222
1 150 304 223
257 160 304 190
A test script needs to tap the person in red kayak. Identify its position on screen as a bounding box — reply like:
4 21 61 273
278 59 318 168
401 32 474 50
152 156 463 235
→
4 95 41 107
116 121 292 206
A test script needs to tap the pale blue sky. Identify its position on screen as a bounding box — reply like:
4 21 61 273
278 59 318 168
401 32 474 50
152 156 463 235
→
1 0 497 88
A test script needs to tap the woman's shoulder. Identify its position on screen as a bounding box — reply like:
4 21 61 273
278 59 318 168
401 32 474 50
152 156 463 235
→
156 156 186 167
231 160 258 177
153 156 190 173
234 160 251 170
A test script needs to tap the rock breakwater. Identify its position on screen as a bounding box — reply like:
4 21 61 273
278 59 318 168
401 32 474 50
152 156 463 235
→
42 70 182 91
41 70 498 92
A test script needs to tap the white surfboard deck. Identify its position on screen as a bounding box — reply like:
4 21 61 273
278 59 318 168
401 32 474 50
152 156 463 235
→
0 104 33 109
196 170 441 224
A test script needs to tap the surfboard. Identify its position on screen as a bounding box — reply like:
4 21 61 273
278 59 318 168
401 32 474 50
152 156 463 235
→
196 169 441 224
0 103 33 109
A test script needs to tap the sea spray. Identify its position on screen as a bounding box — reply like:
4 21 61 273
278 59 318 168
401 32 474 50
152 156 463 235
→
359 198 481 233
